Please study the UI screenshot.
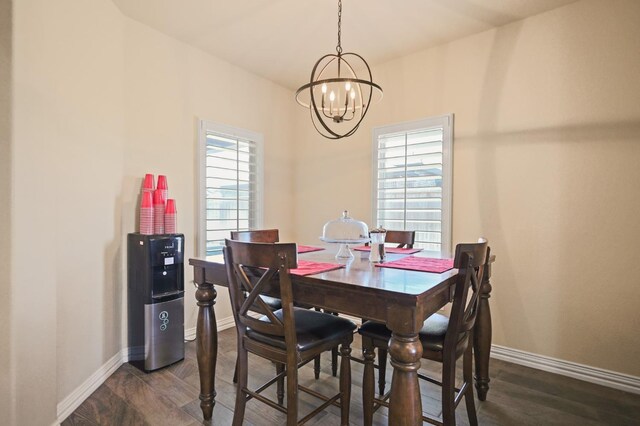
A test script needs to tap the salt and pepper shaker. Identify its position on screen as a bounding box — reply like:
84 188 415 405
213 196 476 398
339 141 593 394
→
369 227 387 263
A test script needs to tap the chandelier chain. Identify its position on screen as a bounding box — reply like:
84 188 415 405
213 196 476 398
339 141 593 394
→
336 0 342 54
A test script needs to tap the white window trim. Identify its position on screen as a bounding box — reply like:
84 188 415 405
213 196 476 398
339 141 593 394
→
197 119 264 258
371 114 453 255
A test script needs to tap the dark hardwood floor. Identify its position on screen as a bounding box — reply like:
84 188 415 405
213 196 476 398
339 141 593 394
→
63 328 640 425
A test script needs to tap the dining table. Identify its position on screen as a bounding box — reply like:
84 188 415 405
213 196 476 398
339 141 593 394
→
189 245 495 425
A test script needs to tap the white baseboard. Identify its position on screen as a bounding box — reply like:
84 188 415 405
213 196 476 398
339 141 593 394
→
216 315 238 331
185 326 196 341
57 315 239 423
491 344 640 395
185 315 236 341
56 348 127 423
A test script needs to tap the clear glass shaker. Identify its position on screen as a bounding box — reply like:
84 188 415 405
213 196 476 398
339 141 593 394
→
369 227 387 262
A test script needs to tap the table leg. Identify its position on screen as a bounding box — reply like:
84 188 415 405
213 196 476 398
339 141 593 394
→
474 259 494 401
195 283 218 420
388 332 423 425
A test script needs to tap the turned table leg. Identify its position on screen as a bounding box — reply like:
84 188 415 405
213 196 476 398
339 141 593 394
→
195 281 218 420
388 332 423 425
474 255 494 401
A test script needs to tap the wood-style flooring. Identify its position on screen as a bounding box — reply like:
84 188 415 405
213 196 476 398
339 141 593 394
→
63 328 640 425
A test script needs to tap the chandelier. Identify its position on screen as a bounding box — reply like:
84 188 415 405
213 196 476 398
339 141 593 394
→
295 0 383 140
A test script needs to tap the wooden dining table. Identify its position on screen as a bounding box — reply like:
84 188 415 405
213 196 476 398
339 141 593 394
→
189 246 494 425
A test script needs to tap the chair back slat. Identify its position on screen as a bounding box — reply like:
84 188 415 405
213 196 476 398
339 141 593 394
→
230 229 280 243
445 241 490 352
234 266 284 335
367 230 416 248
385 230 416 248
223 239 298 346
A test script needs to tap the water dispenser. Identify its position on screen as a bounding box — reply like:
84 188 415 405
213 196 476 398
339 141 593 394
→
127 233 185 372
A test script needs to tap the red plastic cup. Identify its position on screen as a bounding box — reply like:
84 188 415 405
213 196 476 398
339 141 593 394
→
143 173 155 193
153 189 165 234
157 175 168 189
157 175 168 202
165 199 176 214
153 188 165 205
165 199 177 233
139 205 154 235
141 191 153 208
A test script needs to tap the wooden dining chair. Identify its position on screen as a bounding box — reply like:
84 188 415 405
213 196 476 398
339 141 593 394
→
366 229 416 248
230 228 280 244
230 229 330 382
230 229 282 311
223 239 355 426
384 229 416 248
359 240 489 426
230 229 285 386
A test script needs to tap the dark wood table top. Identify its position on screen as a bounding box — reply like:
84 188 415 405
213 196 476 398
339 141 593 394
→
189 246 458 325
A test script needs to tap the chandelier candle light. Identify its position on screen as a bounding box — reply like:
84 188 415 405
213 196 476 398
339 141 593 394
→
295 0 382 139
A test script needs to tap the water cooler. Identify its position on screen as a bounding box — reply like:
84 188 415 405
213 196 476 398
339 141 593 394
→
128 233 185 372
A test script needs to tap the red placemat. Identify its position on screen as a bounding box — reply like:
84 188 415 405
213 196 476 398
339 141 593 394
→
353 245 423 255
297 245 325 254
375 256 454 273
290 260 344 276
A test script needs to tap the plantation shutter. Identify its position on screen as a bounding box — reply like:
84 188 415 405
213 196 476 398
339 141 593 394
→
374 118 451 253
204 131 258 255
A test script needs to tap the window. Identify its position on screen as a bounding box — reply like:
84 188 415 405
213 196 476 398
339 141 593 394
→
372 115 453 254
199 120 263 256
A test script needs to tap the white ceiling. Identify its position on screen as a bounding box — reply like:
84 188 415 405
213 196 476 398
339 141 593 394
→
113 0 578 90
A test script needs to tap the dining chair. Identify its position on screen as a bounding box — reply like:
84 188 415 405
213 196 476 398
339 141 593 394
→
365 229 415 248
230 229 282 311
230 229 280 244
223 239 355 426
384 229 416 248
359 240 489 426
230 229 331 381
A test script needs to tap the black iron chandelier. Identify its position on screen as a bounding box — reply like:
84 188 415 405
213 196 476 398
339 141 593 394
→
295 0 383 140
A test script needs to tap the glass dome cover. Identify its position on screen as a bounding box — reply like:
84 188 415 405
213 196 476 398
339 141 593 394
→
320 210 369 243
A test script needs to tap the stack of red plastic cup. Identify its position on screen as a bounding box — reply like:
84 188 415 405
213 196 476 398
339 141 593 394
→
165 199 177 233
139 191 154 235
153 189 166 234
157 175 168 204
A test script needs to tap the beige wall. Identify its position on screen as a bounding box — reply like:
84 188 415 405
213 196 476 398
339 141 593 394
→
9 0 295 424
121 17 296 332
293 0 640 376
0 0 12 421
12 0 125 423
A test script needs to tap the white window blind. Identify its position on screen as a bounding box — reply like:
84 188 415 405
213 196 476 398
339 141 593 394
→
199 121 263 256
372 115 452 254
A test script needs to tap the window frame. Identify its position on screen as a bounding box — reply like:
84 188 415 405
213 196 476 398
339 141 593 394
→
371 114 453 255
198 119 264 257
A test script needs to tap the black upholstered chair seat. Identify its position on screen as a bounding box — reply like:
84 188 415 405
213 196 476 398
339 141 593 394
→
248 308 357 352
359 313 464 354
258 295 282 310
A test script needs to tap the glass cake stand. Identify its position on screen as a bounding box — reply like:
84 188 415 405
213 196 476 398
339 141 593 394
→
319 237 370 260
